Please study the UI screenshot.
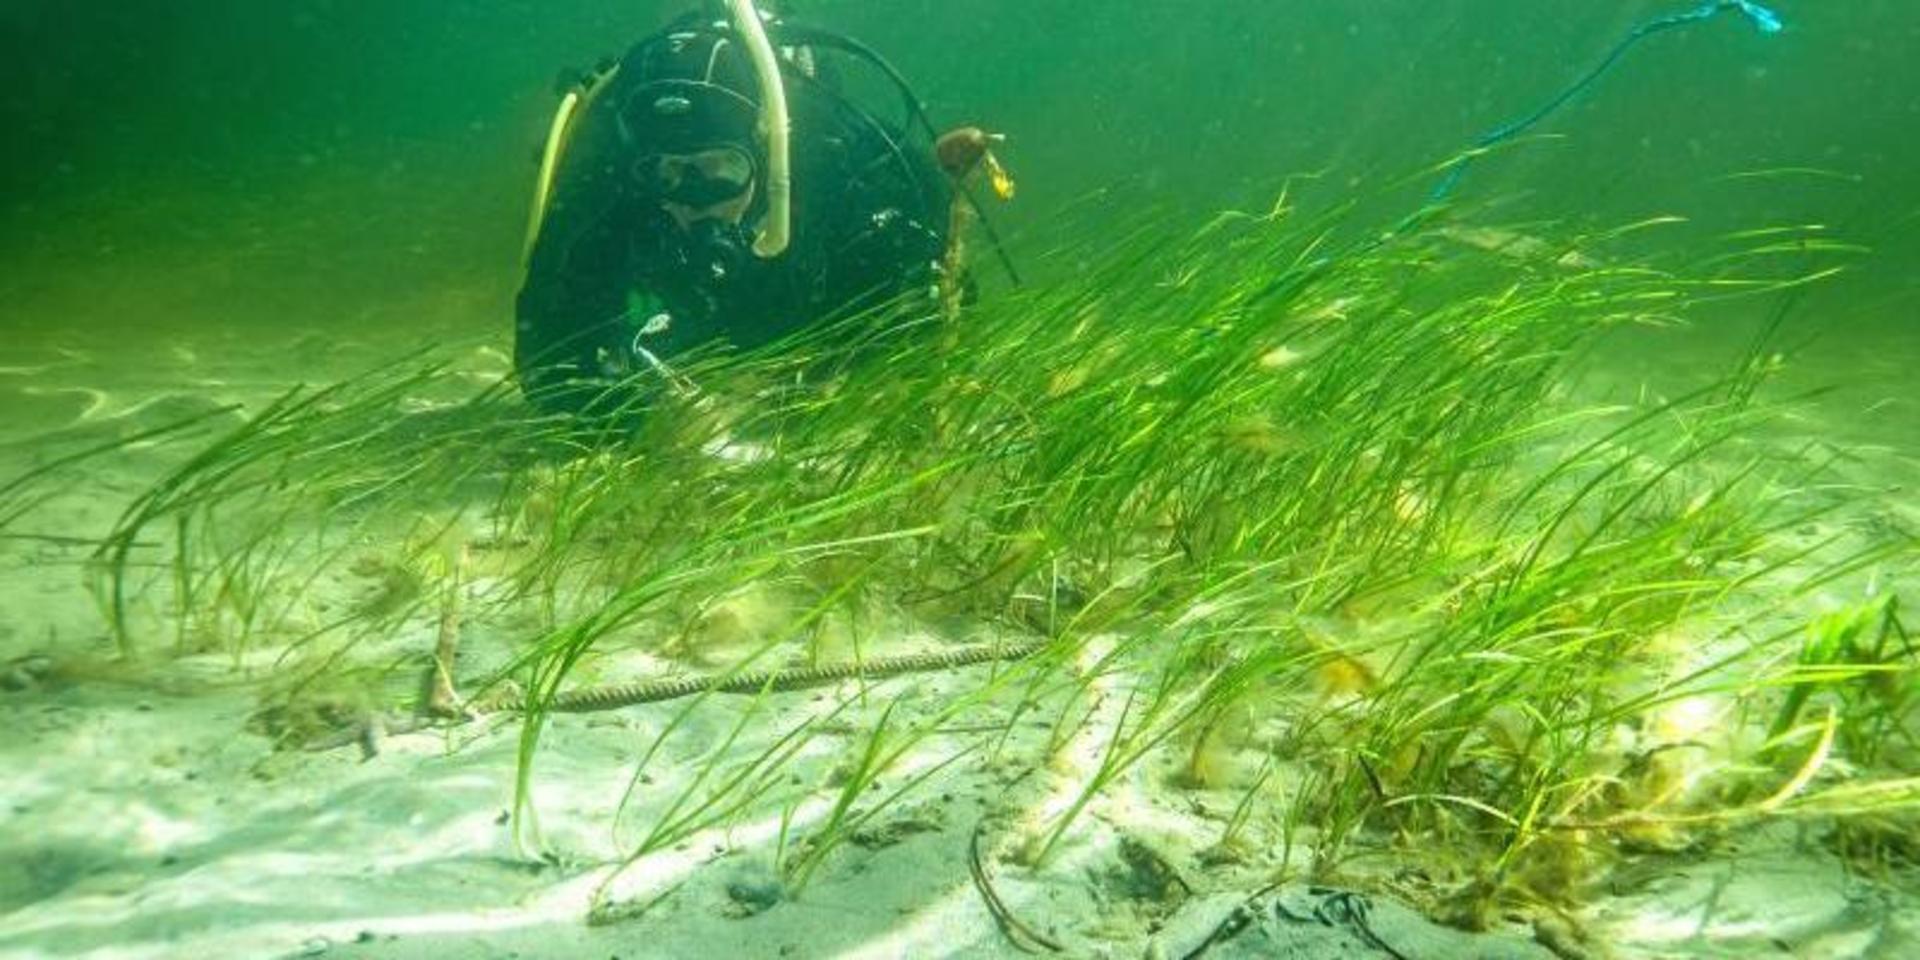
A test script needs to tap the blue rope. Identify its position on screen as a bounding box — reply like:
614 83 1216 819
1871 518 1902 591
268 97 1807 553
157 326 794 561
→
1429 0 1784 202
1251 2 1784 307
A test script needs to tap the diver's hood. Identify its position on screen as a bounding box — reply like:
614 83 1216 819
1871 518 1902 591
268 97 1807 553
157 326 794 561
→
615 79 763 193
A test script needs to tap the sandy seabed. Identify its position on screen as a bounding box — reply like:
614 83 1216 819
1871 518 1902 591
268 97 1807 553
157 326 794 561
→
1 243 1917 959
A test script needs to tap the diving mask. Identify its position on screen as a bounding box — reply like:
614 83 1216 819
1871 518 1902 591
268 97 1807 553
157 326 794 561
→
637 146 757 223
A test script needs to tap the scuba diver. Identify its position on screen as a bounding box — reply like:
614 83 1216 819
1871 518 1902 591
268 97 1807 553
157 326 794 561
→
514 0 1014 414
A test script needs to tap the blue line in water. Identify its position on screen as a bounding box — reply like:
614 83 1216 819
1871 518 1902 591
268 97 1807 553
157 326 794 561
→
1429 0 1785 202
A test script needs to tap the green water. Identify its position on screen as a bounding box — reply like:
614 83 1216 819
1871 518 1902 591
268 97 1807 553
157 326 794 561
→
4 1 1916 336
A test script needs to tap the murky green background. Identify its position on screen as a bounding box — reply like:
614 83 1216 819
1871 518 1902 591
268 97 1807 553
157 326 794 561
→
2 1 1915 422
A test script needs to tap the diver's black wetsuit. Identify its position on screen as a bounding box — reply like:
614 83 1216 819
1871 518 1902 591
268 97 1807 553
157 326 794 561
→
515 7 951 412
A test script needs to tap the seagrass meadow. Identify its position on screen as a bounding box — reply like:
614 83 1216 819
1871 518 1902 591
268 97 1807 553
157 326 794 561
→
3 2 1918 958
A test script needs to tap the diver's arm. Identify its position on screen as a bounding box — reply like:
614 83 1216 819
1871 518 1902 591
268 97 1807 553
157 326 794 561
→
514 207 632 409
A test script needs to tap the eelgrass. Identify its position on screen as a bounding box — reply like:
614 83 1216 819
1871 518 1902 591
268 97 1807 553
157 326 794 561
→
85 184 1920 923
0 401 240 539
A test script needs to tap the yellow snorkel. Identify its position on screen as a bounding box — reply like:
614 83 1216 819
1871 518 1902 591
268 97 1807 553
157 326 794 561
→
725 0 792 259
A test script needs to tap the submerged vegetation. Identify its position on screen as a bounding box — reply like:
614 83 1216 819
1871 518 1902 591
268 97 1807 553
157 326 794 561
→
72 186 1919 929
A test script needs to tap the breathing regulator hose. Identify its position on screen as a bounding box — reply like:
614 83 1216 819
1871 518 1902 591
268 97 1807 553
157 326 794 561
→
524 89 585 261
726 0 793 258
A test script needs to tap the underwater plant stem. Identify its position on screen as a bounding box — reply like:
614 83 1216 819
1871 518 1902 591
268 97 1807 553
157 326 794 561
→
427 586 466 718
941 196 975 321
969 821 1065 954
